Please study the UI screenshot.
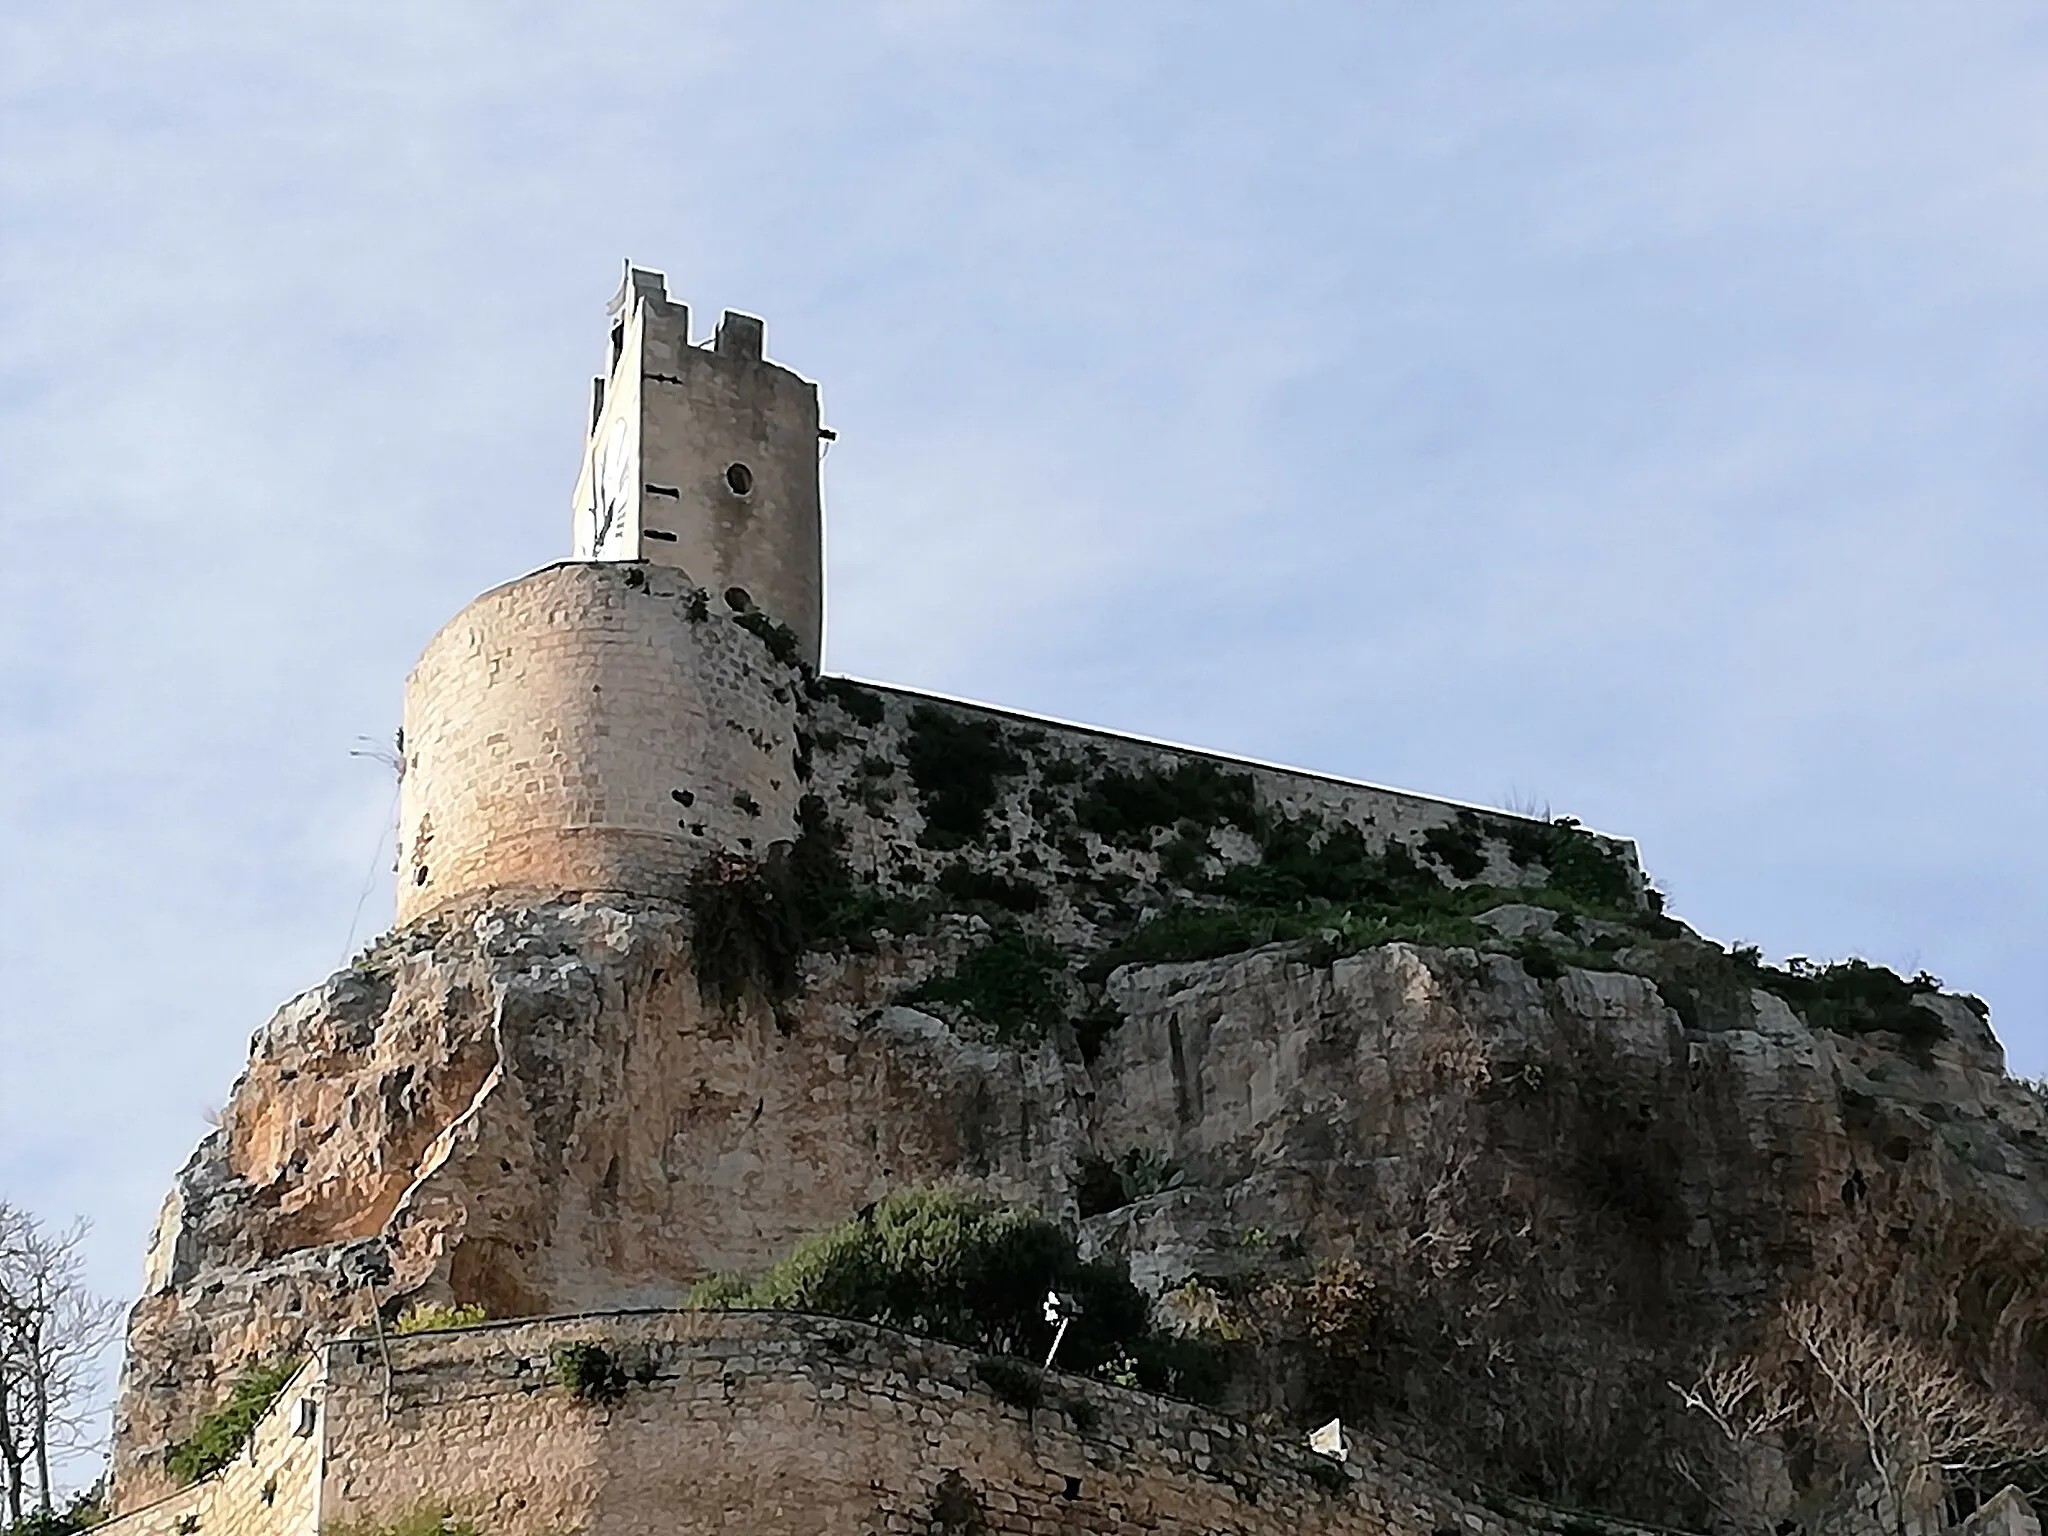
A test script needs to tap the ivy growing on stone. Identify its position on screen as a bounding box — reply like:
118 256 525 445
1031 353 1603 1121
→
164 1357 300 1486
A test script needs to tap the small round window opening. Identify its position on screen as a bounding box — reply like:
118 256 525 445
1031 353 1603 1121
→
724 462 755 497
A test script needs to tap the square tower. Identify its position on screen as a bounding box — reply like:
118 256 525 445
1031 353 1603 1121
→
571 265 825 667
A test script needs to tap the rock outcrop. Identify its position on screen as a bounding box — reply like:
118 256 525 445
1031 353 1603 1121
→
115 887 2048 1528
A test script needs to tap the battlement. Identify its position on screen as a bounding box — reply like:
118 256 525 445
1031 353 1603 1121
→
599 266 765 369
571 264 823 667
101 1310 1573 1536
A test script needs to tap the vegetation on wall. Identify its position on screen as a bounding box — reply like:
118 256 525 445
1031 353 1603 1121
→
394 1302 488 1335
686 1188 1225 1401
935 861 1044 914
549 1341 628 1405
816 677 886 727
164 1358 300 1486
787 795 928 951
686 851 802 1007
798 698 1950 1068
1073 762 1259 847
732 609 803 670
904 708 1023 848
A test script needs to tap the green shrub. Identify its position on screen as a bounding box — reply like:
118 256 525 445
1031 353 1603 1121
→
1420 816 1489 881
393 1302 488 1335
908 931 1066 1041
683 1272 754 1308
785 795 929 952
1156 824 1214 884
1082 906 1317 982
550 1341 627 1405
1074 762 1259 846
1210 817 1444 911
165 1358 300 1486
692 1189 1188 1385
1073 997 1125 1065
1497 817 1638 911
1643 943 1949 1061
1768 957 1947 1058
1514 937 1565 981
905 708 1023 847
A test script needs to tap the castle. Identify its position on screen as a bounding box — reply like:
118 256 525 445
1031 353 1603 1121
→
99 269 2048 1536
394 265 1585 929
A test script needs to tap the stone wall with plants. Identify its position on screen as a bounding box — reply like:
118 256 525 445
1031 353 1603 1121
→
104 1309 1592 1536
746 675 1964 1078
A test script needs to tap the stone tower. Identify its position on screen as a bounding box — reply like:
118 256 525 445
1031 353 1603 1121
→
393 269 819 925
570 264 825 669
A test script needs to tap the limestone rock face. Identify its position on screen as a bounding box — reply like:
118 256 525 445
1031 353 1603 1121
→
113 899 1077 1508
113 895 2048 1525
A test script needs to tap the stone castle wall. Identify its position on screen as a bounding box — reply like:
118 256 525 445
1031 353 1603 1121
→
397 562 807 924
111 1355 324 1536
805 681 1629 907
397 560 1640 929
104 1311 1564 1536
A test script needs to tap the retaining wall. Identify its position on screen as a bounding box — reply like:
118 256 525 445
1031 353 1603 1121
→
104 1311 1561 1536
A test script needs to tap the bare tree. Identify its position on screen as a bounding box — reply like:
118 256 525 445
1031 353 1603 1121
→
1671 1348 1801 1535
1785 1299 2048 1536
1676 1299 2048 1536
0 1204 123 1523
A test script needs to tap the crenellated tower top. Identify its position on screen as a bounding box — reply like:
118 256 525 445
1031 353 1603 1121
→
570 263 826 668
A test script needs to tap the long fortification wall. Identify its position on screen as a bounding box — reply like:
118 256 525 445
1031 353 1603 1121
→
104 1311 1575 1536
397 562 807 924
396 562 1640 929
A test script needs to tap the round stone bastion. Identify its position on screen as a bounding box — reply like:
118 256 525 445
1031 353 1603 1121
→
396 561 806 924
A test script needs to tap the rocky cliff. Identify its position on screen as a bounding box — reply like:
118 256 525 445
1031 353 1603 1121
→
112 676 2048 1529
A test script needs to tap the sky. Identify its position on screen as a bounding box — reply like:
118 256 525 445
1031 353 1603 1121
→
3 0 2046 1480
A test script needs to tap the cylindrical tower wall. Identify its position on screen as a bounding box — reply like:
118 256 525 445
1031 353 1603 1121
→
396 562 805 924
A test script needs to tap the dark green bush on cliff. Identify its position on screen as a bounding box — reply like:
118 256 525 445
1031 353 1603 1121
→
908 930 1066 1041
165 1358 300 1486
687 1189 1222 1400
549 1340 628 1405
1495 816 1639 910
935 861 1044 914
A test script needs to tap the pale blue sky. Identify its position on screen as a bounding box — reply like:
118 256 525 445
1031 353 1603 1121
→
3 2 2046 1463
